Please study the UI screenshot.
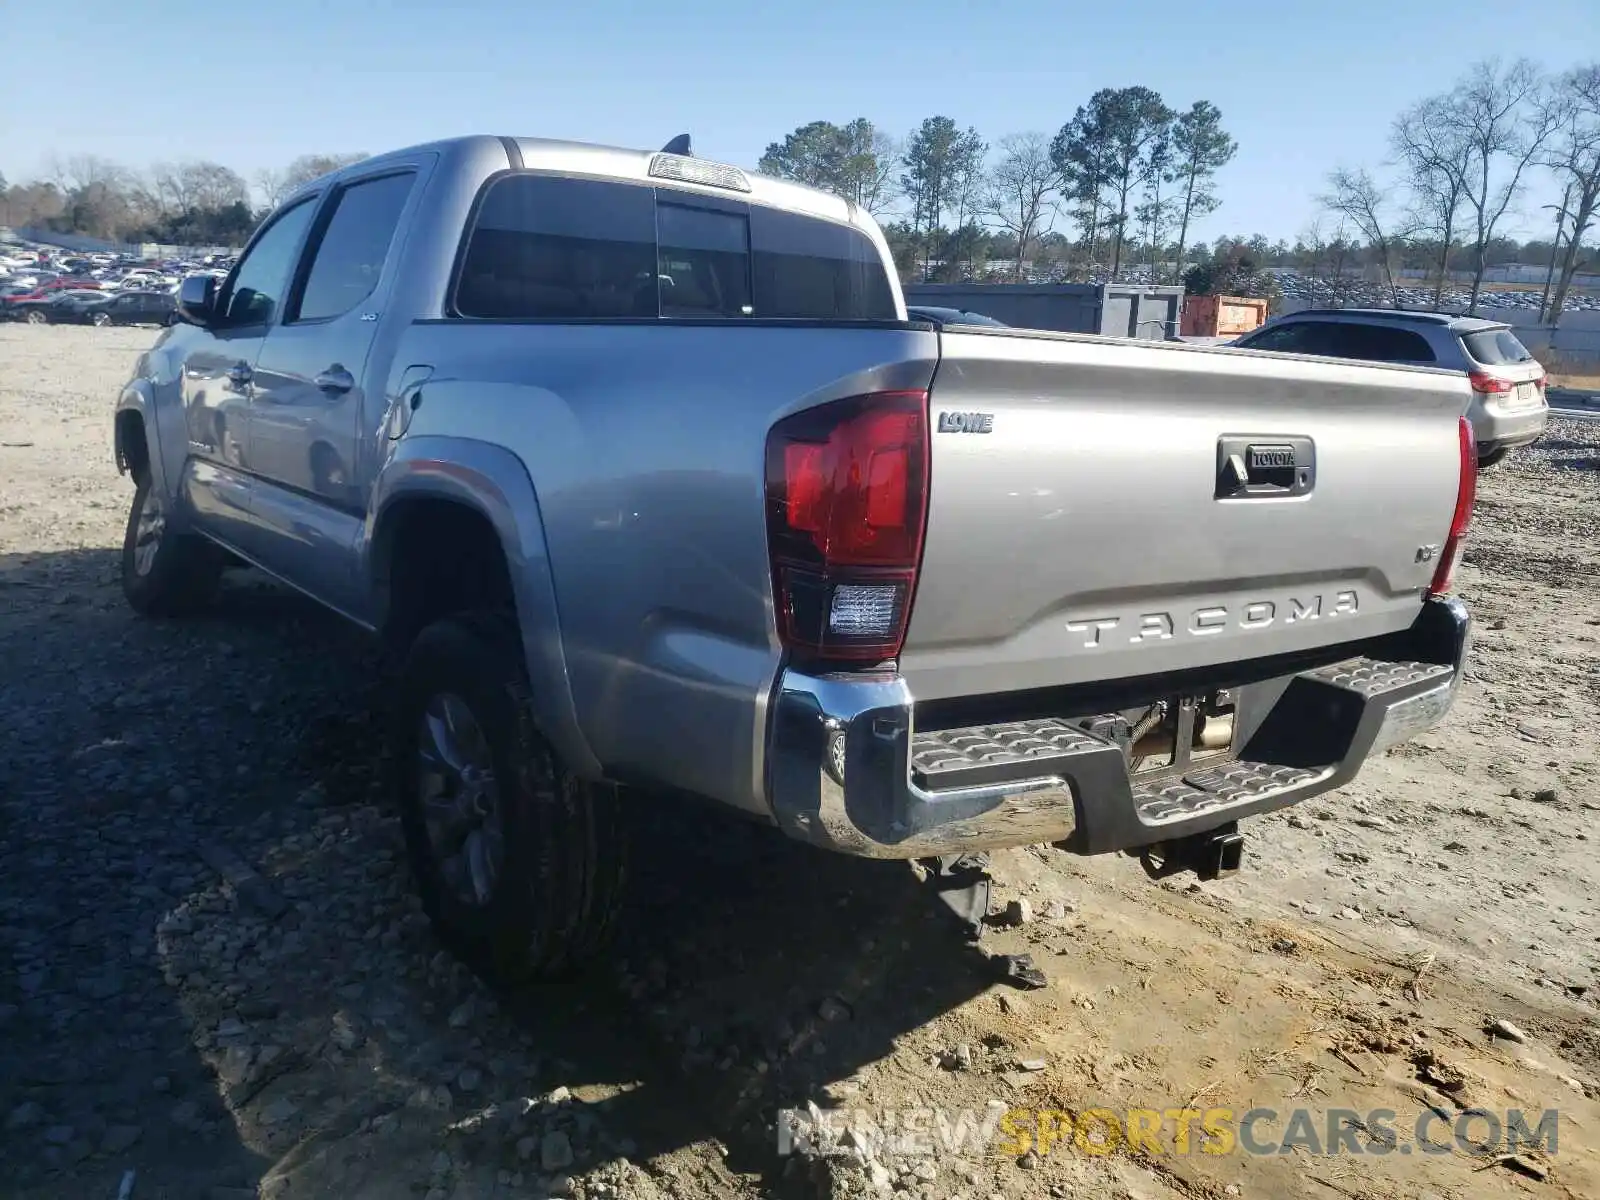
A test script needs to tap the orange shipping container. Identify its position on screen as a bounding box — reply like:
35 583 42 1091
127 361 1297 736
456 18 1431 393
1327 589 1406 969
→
1180 294 1269 338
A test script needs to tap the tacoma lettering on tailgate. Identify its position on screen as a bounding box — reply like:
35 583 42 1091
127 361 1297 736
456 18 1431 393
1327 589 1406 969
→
1066 591 1359 649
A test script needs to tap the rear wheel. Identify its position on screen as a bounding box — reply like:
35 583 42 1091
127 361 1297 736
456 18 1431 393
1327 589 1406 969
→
24 309 47 325
1477 445 1510 469
121 476 223 615
91 311 112 327
396 612 627 985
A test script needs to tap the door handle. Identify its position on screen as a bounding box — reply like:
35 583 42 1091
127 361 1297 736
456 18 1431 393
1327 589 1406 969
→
226 362 252 387
314 365 355 394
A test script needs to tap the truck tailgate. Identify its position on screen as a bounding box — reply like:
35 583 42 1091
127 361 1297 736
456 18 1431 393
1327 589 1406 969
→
901 328 1471 701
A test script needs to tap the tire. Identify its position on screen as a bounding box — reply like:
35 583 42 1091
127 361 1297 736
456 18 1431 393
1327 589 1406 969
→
1477 446 1510 469
24 309 47 325
396 612 627 985
121 475 223 616
91 311 112 327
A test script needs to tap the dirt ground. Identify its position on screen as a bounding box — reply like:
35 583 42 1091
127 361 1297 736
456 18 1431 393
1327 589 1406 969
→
1 323 1597 1200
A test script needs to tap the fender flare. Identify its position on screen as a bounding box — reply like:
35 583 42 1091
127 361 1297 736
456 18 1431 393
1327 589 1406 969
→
365 435 602 781
112 381 170 499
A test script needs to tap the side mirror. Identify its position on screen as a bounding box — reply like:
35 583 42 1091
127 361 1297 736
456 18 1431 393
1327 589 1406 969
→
175 274 218 326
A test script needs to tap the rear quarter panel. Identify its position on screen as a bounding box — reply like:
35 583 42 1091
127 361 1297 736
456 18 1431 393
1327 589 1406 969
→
387 320 938 812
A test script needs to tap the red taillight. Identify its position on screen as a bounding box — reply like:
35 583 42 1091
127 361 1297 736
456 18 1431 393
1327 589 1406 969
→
765 391 929 662
1467 371 1512 395
1428 416 1476 597
1534 371 1547 395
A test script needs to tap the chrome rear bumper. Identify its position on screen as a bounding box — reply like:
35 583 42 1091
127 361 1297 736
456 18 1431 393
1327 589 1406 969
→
766 596 1470 859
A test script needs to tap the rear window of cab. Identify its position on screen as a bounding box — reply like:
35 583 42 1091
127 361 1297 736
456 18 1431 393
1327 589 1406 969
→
453 172 896 322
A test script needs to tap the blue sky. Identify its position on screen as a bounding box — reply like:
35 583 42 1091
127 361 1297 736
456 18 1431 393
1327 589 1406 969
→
4 0 1594 241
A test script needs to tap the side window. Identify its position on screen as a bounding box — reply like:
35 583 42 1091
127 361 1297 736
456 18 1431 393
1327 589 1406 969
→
749 209 896 320
115 294 140 309
293 172 415 323
219 198 317 327
1238 322 1330 354
456 174 656 319
1330 323 1436 363
656 201 751 318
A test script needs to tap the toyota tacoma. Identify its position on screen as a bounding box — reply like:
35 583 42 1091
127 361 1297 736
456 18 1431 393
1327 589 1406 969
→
112 134 1476 982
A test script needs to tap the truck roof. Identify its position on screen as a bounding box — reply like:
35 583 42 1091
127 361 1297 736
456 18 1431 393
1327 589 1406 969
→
290 133 862 229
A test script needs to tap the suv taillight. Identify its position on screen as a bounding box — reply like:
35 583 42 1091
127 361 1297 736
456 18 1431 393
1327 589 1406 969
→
1467 371 1512 394
1429 416 1476 597
764 391 930 662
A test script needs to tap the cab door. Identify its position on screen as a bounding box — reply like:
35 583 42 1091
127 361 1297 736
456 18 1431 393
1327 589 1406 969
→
245 165 423 615
174 196 319 551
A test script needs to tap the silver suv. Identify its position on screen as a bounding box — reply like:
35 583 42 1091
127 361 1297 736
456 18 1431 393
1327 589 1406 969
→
1234 309 1548 467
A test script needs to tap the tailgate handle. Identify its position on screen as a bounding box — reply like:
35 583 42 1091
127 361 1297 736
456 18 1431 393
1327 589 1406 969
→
1216 435 1314 499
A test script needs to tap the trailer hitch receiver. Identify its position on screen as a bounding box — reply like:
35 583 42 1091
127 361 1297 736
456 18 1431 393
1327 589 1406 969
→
1138 822 1244 882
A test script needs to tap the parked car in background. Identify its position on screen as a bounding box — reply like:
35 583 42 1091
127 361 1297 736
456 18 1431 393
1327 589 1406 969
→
71 289 176 327
906 305 1008 329
1 286 49 312
1233 309 1548 468
34 275 103 293
116 269 172 290
6 290 106 323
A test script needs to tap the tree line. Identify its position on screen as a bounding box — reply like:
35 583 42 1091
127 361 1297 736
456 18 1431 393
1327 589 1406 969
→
0 153 367 247
1324 59 1597 320
758 89 1236 284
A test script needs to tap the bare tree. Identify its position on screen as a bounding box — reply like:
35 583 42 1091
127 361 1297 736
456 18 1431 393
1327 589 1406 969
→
1297 219 1332 306
1542 64 1600 322
1321 167 1409 306
44 154 129 201
254 168 298 211
282 153 370 192
1439 59 1560 313
982 134 1062 281
1392 95 1472 307
185 162 248 211
148 162 195 215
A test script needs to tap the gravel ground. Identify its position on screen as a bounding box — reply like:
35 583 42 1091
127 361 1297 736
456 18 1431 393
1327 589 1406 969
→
1 323 1597 1200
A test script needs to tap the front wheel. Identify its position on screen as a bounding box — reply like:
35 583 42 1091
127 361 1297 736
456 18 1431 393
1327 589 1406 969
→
91 311 112 327
24 309 47 325
121 477 223 615
396 613 627 985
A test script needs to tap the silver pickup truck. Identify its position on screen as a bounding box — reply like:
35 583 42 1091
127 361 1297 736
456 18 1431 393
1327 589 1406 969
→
113 134 1476 982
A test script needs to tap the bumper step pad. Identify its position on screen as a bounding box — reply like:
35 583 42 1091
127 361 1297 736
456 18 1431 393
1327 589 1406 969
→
910 719 1111 791
1133 761 1326 826
1305 657 1452 697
